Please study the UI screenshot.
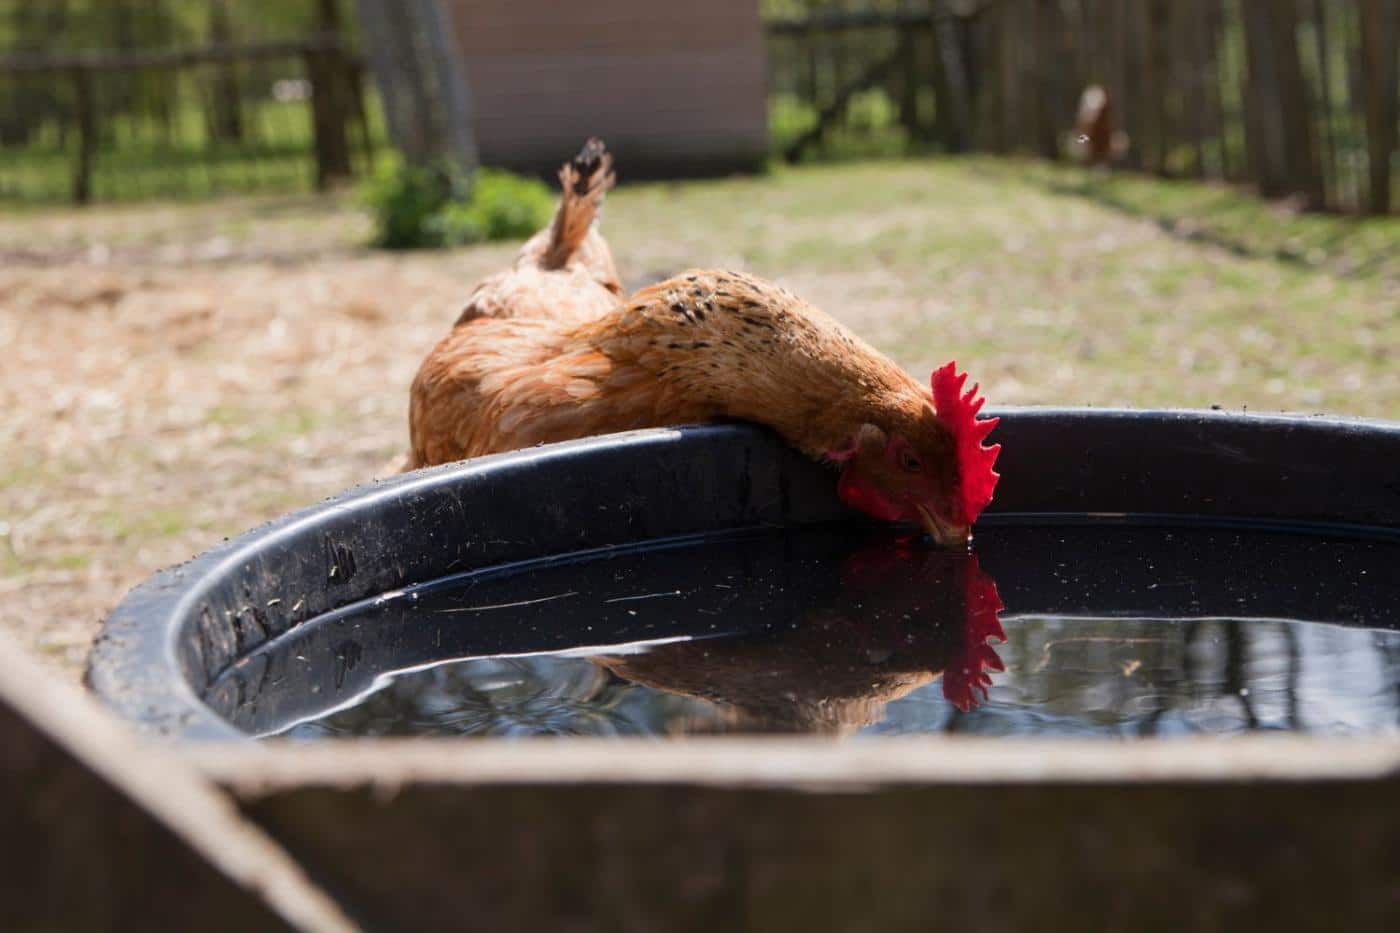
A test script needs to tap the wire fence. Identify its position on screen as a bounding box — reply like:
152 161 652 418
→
2 1 1396 213
766 0 1399 214
0 0 382 204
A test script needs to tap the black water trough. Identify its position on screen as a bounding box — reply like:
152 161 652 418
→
84 409 1400 931
88 409 1400 740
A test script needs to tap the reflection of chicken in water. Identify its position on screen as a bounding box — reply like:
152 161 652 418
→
1072 85 1129 166
595 545 1005 735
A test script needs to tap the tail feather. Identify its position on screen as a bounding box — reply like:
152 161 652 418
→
542 137 615 270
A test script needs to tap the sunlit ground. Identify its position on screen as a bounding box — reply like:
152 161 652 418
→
3 156 1397 675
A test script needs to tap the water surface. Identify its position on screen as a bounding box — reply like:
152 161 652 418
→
211 522 1400 739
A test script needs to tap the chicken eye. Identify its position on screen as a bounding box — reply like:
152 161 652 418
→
899 450 922 472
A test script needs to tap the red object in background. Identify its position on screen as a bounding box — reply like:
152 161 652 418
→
1074 85 1129 166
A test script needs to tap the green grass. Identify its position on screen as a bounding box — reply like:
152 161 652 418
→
205 403 328 447
1013 160 1400 281
0 461 44 491
98 507 186 542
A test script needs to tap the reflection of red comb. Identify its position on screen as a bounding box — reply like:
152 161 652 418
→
942 555 1006 712
931 361 1001 524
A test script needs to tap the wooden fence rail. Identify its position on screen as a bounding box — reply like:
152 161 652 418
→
0 35 344 74
0 34 373 204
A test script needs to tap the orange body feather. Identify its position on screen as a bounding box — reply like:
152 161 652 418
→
409 268 943 467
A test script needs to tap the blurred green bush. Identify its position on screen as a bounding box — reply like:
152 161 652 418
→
361 157 554 249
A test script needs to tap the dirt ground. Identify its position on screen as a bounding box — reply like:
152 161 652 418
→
3 159 1397 678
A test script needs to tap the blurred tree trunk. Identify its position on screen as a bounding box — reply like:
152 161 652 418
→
992 1 1013 151
354 0 478 174
1032 0 1064 160
207 0 244 143
895 16 921 139
1112 0 1142 169
1086 0 1122 150
1192 0 1226 177
1239 0 1288 195
827 1 847 104
1270 0 1324 206
969 6 998 150
997 1 1021 152
804 33 820 108
318 0 343 28
1240 0 1323 205
72 68 97 204
1203 0 1231 180
1358 0 1399 214
930 2 972 153
305 0 353 187
1142 0 1171 174
1311 0 1339 207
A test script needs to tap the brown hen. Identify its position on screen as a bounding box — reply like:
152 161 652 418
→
407 263 1001 547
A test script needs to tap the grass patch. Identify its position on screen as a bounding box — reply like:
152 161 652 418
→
1011 160 1400 281
99 506 195 542
207 404 326 446
245 409 323 446
0 461 45 491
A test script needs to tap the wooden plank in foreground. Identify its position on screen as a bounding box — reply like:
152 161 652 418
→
199 738 1400 932
0 639 356 933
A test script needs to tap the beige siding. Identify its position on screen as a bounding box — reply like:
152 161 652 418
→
445 0 768 176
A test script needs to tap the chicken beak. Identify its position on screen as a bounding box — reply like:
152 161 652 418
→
915 504 972 551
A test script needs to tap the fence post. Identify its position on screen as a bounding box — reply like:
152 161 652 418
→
304 42 354 190
71 67 96 205
930 3 971 153
897 23 920 139
1034 0 1066 161
208 0 243 142
1268 0 1324 207
1359 0 1399 214
1142 0 1170 174
348 59 376 173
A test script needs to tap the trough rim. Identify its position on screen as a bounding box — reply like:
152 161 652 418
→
187 734 1400 790
86 407 1400 766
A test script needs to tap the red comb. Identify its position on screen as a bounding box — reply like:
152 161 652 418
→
931 361 1001 524
941 556 1006 712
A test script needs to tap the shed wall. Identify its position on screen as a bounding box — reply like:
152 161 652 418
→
445 0 768 177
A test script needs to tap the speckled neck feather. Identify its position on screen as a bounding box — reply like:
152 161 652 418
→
587 269 935 458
